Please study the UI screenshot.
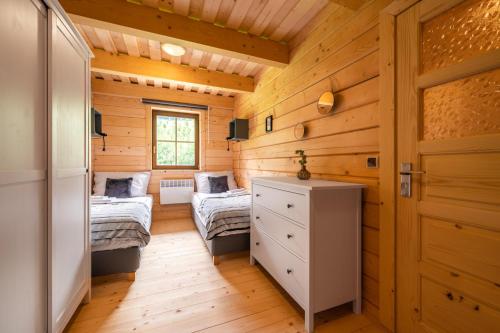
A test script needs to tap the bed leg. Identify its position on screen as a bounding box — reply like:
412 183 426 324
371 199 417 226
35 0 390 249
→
127 272 136 281
213 256 220 266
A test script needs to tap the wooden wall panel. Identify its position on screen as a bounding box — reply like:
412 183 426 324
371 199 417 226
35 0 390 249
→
91 93 148 171
232 0 392 320
91 83 234 222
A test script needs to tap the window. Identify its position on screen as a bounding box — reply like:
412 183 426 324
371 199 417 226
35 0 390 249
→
153 110 199 169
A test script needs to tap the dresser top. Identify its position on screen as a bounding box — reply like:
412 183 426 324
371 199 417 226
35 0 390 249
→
251 176 366 191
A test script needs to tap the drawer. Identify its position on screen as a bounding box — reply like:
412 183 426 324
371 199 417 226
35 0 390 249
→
253 203 306 259
251 225 306 307
252 184 307 225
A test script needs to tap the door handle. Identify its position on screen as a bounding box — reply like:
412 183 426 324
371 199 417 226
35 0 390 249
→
400 162 425 198
399 170 425 175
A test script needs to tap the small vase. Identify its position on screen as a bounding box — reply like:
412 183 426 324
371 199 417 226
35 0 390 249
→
297 165 311 180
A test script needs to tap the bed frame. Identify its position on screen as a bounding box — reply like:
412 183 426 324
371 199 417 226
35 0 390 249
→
91 247 142 281
90 195 154 281
91 202 247 278
192 206 250 265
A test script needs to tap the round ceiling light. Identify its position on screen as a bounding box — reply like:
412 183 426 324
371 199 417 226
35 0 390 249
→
161 43 186 57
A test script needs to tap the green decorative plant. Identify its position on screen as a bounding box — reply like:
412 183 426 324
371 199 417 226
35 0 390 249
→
295 150 311 180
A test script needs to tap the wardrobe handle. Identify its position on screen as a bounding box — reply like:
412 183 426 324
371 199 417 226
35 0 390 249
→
287 233 293 239
255 242 260 246
287 203 293 208
286 268 293 274
256 194 261 197
255 216 260 220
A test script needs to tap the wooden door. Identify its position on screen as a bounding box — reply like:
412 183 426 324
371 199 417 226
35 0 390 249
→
0 0 47 331
48 9 91 333
396 0 500 332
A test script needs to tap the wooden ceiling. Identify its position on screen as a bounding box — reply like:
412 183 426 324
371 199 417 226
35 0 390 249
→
61 0 362 97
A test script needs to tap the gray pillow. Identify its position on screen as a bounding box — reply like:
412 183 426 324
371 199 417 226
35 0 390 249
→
208 176 229 193
104 178 133 198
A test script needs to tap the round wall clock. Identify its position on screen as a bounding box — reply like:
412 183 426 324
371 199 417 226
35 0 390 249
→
294 123 305 139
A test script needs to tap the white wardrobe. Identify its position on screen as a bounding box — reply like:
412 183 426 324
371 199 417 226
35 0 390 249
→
0 1 92 332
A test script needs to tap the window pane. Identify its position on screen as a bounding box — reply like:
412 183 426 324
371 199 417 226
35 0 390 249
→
157 142 175 165
421 0 500 73
177 117 195 142
157 116 176 141
423 68 500 140
177 142 195 166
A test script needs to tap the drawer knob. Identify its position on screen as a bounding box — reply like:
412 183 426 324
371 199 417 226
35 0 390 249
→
286 268 293 274
255 242 260 246
256 194 261 197
287 233 293 239
287 203 293 208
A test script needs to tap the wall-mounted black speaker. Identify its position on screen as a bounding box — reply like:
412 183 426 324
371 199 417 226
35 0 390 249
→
91 107 105 138
226 118 249 141
91 107 108 151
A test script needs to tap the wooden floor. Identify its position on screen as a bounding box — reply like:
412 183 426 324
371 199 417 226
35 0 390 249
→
66 218 387 333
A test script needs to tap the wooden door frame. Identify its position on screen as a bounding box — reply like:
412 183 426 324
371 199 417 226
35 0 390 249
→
378 2 419 330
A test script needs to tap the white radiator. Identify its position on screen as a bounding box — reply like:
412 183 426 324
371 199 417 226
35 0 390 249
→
160 179 194 204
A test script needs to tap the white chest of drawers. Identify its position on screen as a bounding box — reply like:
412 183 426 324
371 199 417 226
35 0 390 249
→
250 177 365 333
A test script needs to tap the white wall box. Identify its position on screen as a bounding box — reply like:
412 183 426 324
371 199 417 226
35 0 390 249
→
251 177 365 333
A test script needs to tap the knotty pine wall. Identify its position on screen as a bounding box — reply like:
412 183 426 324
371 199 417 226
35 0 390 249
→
91 80 234 221
232 0 392 320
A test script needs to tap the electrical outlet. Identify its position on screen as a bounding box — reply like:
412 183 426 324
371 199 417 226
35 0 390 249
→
367 156 378 168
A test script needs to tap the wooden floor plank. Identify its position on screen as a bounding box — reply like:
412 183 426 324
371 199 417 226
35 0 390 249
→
65 218 385 333
196 305 297 333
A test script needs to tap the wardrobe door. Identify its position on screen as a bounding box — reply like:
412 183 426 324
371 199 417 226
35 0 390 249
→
48 10 90 333
0 0 47 332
